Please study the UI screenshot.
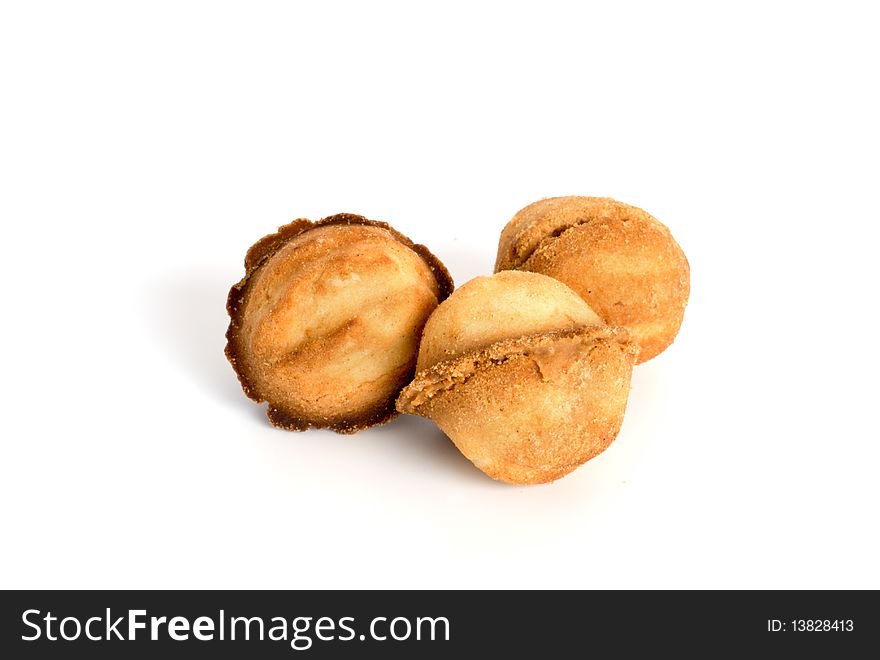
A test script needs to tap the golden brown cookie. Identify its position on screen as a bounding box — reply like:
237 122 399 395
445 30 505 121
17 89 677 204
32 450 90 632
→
495 196 690 363
397 271 637 484
226 213 453 433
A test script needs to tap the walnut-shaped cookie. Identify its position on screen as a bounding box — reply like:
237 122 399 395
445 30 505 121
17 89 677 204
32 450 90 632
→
495 196 689 363
397 271 637 484
226 213 453 433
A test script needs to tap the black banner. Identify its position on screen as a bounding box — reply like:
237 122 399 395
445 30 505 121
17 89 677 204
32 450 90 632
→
1 590 876 657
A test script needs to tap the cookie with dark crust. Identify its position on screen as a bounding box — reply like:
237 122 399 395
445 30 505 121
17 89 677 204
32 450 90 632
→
226 213 454 434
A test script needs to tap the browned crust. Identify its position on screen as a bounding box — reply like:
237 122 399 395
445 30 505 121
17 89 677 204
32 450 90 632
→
397 324 636 413
495 197 689 363
226 213 454 434
495 196 672 272
397 323 637 484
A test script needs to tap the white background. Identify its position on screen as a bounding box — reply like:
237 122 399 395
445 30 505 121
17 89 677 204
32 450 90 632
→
2 1 878 589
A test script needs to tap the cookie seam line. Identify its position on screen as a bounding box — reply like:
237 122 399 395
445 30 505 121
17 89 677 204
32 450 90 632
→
399 326 631 410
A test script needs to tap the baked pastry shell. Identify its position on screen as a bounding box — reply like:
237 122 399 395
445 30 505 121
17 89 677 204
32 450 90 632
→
226 213 454 434
415 270 602 374
495 196 689 363
397 325 637 484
